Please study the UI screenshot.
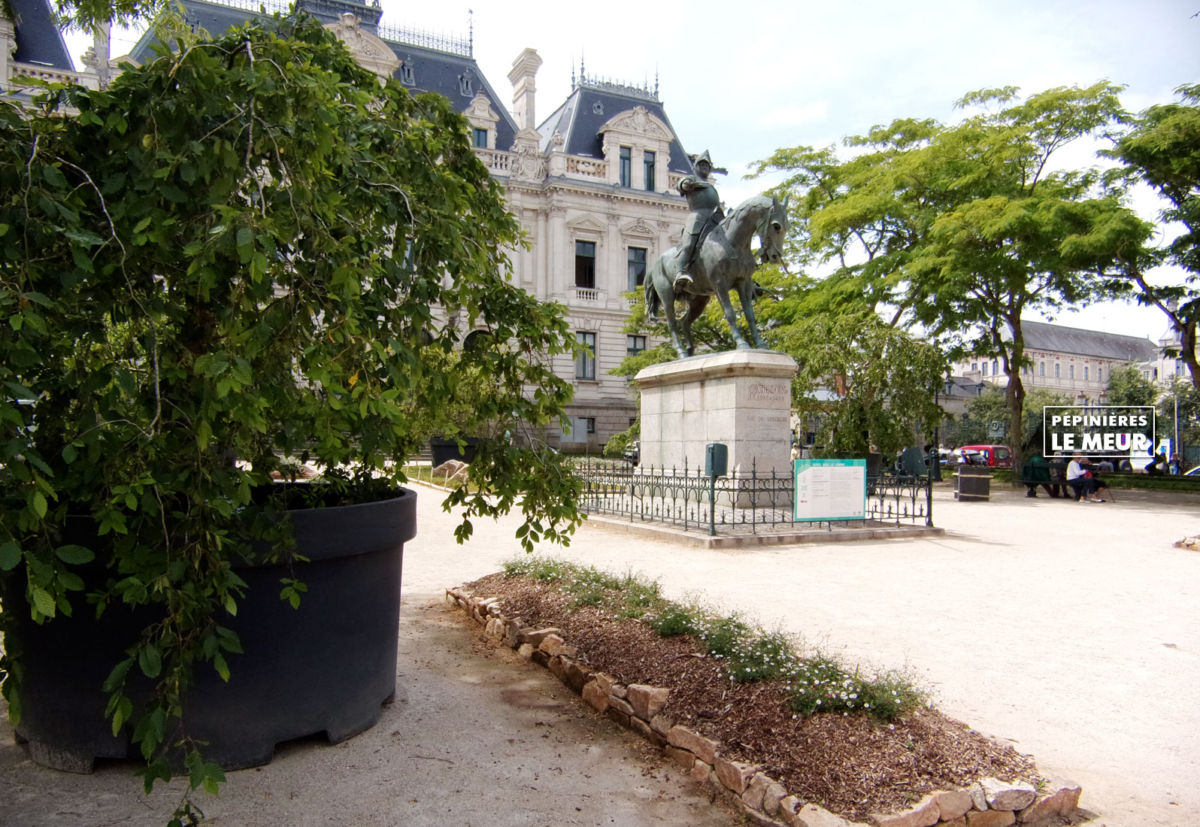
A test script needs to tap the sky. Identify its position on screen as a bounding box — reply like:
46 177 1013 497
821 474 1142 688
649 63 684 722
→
67 0 1200 340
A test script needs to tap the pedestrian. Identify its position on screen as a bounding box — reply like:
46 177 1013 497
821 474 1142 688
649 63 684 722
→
1066 453 1103 502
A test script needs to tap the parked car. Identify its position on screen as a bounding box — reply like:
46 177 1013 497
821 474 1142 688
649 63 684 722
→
955 444 1012 468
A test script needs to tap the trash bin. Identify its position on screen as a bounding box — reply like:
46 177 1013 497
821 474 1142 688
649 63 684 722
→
955 465 990 501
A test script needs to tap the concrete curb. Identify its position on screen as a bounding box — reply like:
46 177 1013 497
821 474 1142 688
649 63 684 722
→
582 513 944 548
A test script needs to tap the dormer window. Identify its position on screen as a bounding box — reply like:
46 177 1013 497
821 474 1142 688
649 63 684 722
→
592 101 604 115
458 70 474 96
398 59 414 86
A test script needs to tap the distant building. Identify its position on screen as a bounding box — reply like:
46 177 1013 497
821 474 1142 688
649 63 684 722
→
951 320 1159 403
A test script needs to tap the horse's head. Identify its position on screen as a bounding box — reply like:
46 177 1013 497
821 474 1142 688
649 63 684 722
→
757 195 789 268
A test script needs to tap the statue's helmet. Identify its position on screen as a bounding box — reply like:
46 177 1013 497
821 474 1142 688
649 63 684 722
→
692 150 713 170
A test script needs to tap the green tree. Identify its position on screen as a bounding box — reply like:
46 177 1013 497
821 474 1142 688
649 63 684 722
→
945 387 1069 449
1107 84 1200 389
779 309 947 458
757 84 1152 475
1106 365 1159 406
1157 379 1200 456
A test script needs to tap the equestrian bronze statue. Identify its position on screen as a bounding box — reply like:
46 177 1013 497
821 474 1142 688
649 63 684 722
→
645 191 789 359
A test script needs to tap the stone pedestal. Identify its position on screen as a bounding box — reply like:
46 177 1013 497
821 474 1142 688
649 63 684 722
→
635 350 797 476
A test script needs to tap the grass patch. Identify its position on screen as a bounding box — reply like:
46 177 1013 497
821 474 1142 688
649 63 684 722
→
501 557 923 723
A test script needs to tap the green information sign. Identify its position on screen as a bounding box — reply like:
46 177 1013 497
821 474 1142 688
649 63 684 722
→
793 459 867 522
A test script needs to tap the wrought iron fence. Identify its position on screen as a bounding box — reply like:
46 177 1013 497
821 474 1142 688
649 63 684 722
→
575 458 932 537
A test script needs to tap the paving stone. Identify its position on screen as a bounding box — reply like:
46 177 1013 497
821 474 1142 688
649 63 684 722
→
581 680 609 713
934 790 974 821
626 684 670 720
714 756 757 794
666 725 719 764
976 778 1036 812
796 803 859 826
538 633 567 656
742 772 770 811
966 810 1015 827
521 627 562 646
628 714 665 747
871 793 940 827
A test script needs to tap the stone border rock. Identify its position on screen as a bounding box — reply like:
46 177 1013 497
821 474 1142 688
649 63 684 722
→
445 586 1084 827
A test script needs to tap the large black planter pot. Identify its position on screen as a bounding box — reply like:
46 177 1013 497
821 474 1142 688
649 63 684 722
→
5 488 417 773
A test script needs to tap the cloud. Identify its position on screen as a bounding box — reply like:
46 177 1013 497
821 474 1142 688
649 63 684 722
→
757 102 829 128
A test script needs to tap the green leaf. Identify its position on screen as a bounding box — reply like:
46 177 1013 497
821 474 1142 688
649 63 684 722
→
102 657 134 692
111 695 133 738
213 651 230 682
0 541 20 571
31 492 47 519
31 586 56 618
55 544 95 565
236 227 254 263
138 644 163 678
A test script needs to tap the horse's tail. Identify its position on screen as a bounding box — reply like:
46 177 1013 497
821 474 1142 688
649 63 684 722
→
645 256 663 319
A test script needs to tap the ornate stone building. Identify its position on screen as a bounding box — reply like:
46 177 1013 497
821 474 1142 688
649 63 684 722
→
85 0 695 452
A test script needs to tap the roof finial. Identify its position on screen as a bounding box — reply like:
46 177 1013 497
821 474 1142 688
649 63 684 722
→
468 9 474 57
655 67 659 98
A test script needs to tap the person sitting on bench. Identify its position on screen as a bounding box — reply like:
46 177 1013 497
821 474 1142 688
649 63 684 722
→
1066 453 1104 502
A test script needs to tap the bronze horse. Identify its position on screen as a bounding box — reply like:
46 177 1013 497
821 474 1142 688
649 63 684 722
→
644 194 788 358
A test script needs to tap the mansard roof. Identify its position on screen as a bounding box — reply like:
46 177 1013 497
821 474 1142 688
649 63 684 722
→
1018 320 1157 362
538 79 692 173
126 0 517 150
9 0 73 70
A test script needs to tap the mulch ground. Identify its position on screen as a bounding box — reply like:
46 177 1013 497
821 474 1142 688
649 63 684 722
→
463 572 1042 823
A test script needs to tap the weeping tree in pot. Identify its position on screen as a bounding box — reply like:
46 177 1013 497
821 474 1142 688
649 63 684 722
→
0 11 581 814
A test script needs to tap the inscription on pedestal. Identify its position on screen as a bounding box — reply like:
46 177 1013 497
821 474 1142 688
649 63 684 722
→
635 351 798 475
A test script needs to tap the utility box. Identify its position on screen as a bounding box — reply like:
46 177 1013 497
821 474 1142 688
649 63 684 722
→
955 465 991 501
705 443 728 477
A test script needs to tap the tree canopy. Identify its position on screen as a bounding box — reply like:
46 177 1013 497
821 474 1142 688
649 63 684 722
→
756 84 1152 471
1107 84 1200 388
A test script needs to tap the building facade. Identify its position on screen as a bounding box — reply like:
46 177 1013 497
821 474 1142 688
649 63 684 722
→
951 320 1159 403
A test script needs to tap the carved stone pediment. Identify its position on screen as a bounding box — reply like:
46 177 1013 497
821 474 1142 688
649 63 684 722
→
465 92 499 124
566 215 606 235
326 14 401 80
621 218 657 238
599 105 673 142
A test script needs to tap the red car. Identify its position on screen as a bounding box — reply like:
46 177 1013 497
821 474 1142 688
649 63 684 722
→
956 444 1012 468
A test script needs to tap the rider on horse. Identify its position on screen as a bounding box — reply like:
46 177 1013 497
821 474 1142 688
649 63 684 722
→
674 150 725 292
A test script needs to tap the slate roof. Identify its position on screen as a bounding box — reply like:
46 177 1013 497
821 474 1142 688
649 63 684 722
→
125 0 517 148
9 0 73 70
1017 320 1157 362
538 81 692 173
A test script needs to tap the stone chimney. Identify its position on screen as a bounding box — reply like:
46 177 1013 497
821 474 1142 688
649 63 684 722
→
508 48 543 132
